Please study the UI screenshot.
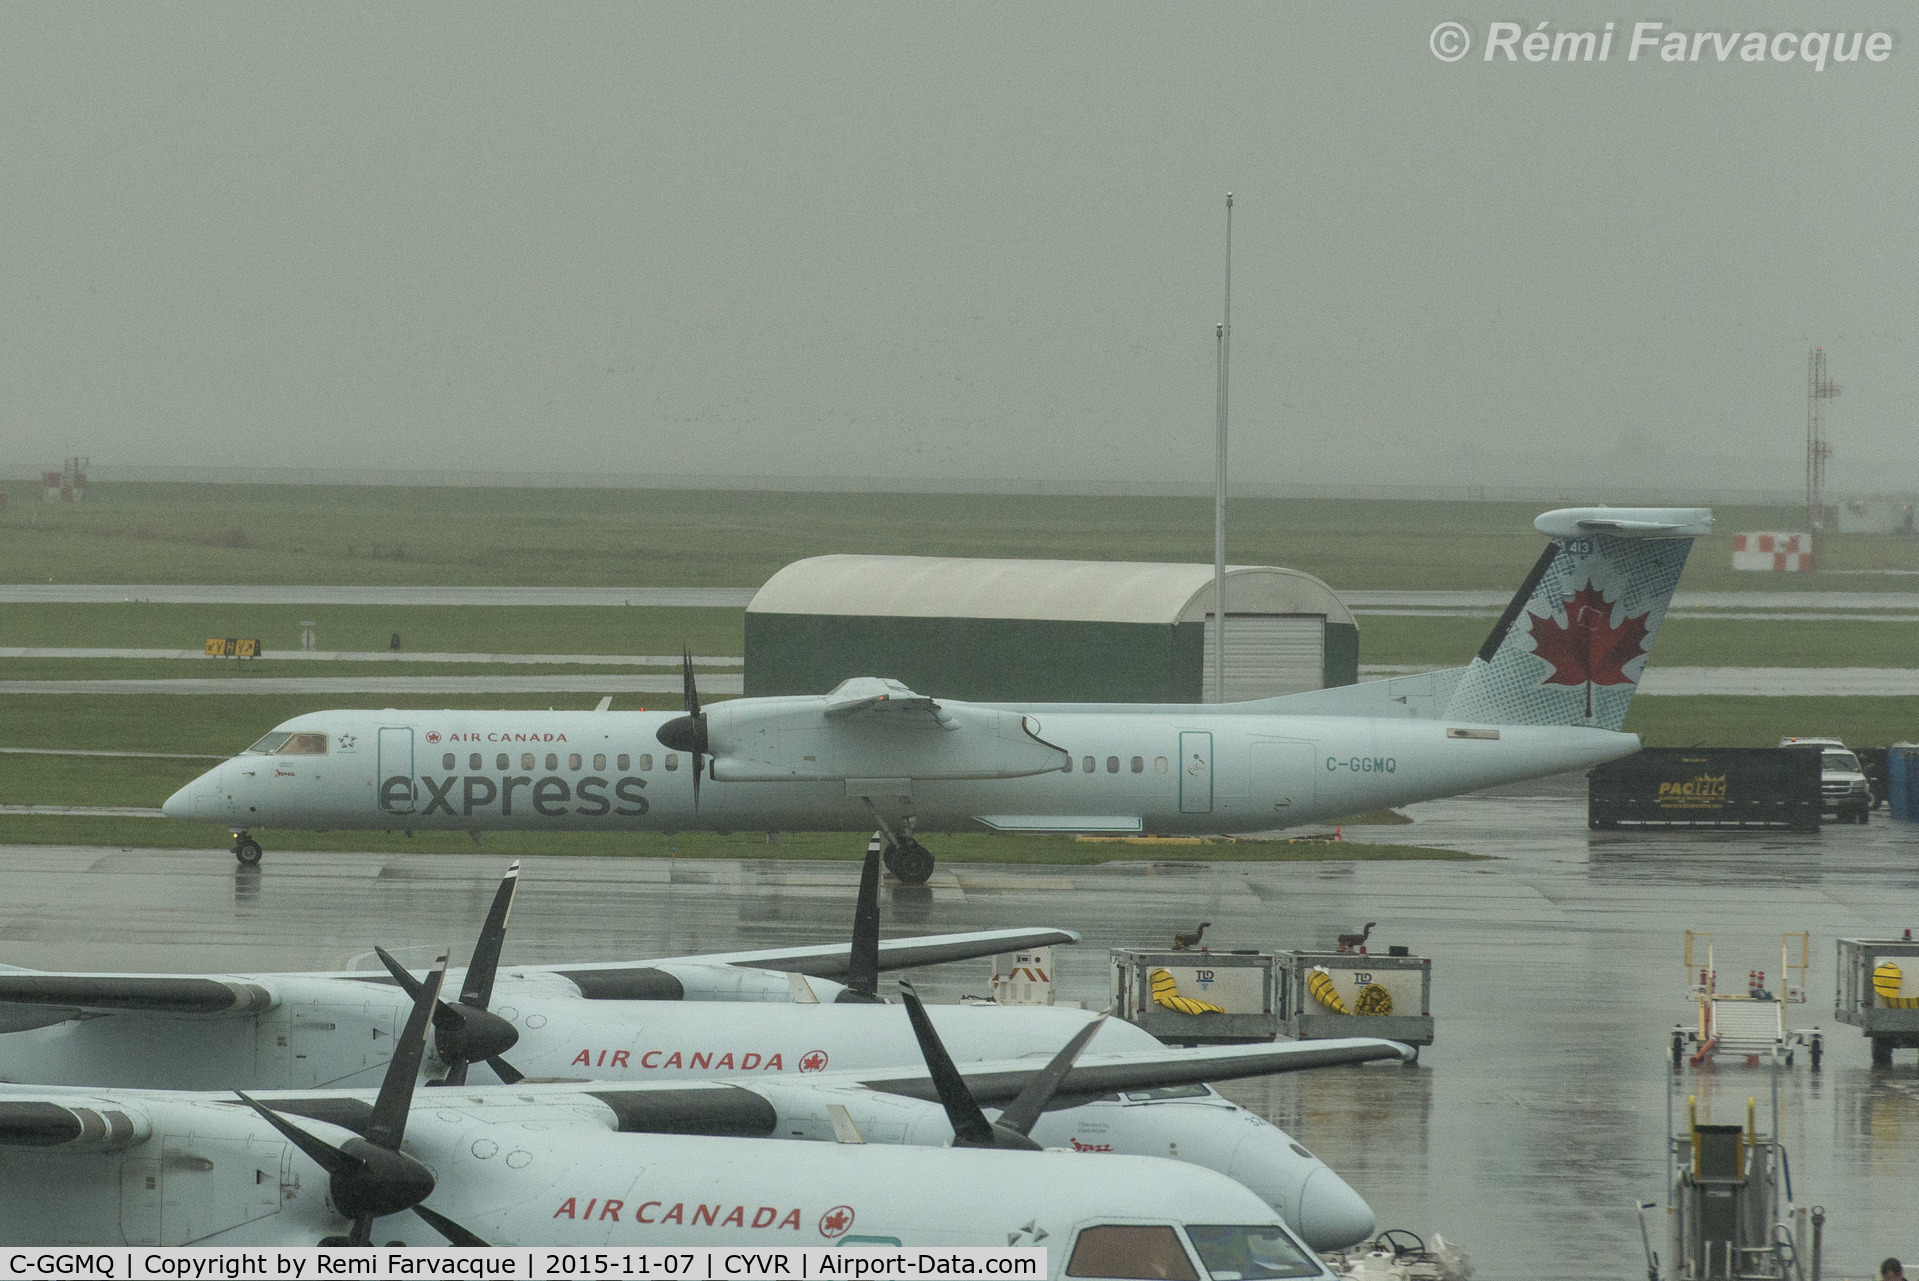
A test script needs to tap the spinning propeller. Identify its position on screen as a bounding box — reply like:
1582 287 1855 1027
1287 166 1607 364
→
235 952 488 1246
655 647 709 809
375 863 526 1086
896 980 1106 1150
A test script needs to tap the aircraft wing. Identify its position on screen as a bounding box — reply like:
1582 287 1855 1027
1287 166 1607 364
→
0 973 276 1016
551 927 1082 982
853 1037 1412 1107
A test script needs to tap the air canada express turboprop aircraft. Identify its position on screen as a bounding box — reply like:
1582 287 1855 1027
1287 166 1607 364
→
164 507 1708 878
0 950 1363 1269
0 859 1391 1249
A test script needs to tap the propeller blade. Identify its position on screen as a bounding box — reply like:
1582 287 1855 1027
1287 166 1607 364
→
366 948 448 1152
486 1056 525 1085
233 1090 355 1179
896 980 995 1147
414 1204 490 1246
380 945 518 1086
836 835 883 1003
681 646 700 719
993 1015 1108 1137
460 862 520 1009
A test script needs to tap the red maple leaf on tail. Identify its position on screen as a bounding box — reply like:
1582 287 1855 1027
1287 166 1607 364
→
1525 584 1651 718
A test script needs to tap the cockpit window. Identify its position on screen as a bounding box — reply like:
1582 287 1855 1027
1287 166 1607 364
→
244 731 327 756
1185 1225 1320 1280
1066 1226 1199 1280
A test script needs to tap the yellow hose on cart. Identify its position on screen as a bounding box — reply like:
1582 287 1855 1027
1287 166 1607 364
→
1149 968 1225 1015
1310 967 1394 1016
1307 967 1348 1014
1874 961 1919 1009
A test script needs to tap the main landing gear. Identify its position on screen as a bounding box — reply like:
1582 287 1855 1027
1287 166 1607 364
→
868 830 935 885
232 831 263 866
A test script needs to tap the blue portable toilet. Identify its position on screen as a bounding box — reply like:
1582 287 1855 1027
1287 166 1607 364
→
1892 744 1919 821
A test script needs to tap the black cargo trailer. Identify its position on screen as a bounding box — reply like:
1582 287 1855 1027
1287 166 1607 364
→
1589 748 1821 830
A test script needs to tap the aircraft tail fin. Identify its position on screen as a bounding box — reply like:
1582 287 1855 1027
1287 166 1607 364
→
1440 507 1709 732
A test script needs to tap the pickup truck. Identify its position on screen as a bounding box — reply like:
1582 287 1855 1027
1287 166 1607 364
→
1780 737 1872 824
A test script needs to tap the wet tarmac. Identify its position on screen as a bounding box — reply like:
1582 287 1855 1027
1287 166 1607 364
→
5 789 1919 1277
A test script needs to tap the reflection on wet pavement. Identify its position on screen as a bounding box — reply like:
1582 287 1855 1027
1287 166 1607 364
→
4 792 1918 1276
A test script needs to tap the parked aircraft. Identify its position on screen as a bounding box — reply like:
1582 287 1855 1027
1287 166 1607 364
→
162 507 1708 879
0 856 1391 1248
0 951 1360 1270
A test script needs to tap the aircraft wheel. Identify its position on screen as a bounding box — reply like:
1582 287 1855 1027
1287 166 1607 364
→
234 837 263 866
891 839 935 885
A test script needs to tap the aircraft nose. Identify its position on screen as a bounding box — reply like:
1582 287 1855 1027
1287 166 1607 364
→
1294 1167 1376 1252
163 763 224 820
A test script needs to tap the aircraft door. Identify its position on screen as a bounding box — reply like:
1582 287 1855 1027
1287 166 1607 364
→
1179 731 1213 814
377 726 415 814
1251 739 1315 819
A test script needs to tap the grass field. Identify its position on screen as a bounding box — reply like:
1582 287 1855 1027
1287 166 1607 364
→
1357 613 1919 669
0 603 744 656
1623 696 1919 748
7 481 1918 591
0 815 1480 864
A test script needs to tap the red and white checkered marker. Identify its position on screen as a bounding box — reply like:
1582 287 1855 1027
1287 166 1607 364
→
1732 532 1814 571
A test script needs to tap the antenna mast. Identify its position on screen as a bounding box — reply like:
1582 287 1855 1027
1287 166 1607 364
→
1212 193 1233 704
1805 348 1839 530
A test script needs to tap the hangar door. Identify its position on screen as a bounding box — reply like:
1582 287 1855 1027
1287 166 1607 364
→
1202 615 1325 702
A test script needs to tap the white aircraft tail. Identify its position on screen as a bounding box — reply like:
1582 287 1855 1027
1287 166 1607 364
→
1440 507 1709 732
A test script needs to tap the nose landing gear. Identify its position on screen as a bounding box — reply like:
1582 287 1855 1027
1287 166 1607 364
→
231 831 263 866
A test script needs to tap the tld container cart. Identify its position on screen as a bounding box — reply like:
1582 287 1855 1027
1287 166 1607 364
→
1835 937 1919 1065
1588 748 1820 831
1110 948 1279 1045
1277 949 1433 1059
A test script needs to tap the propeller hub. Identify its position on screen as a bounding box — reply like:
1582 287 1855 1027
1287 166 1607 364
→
436 1005 520 1065
656 714 706 754
334 1138 437 1221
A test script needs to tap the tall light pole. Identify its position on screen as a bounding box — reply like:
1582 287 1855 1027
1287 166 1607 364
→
1212 193 1233 703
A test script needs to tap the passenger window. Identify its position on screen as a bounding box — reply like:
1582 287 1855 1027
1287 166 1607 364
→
1061 758 1073 773
496 753 509 770
442 753 455 771
521 753 535 771
545 753 558 771
469 754 482 770
594 753 606 771
1066 1225 1198 1280
277 732 328 755
619 754 633 772
665 754 679 771
1132 756 1144 774
636 754 650 771
1082 756 1095 774
1155 756 1169 774
1107 756 1120 774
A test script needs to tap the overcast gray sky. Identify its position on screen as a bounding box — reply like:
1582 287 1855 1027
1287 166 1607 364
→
3 3 1912 494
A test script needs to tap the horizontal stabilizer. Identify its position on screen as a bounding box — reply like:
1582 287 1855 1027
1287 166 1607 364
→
0 974 276 1015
